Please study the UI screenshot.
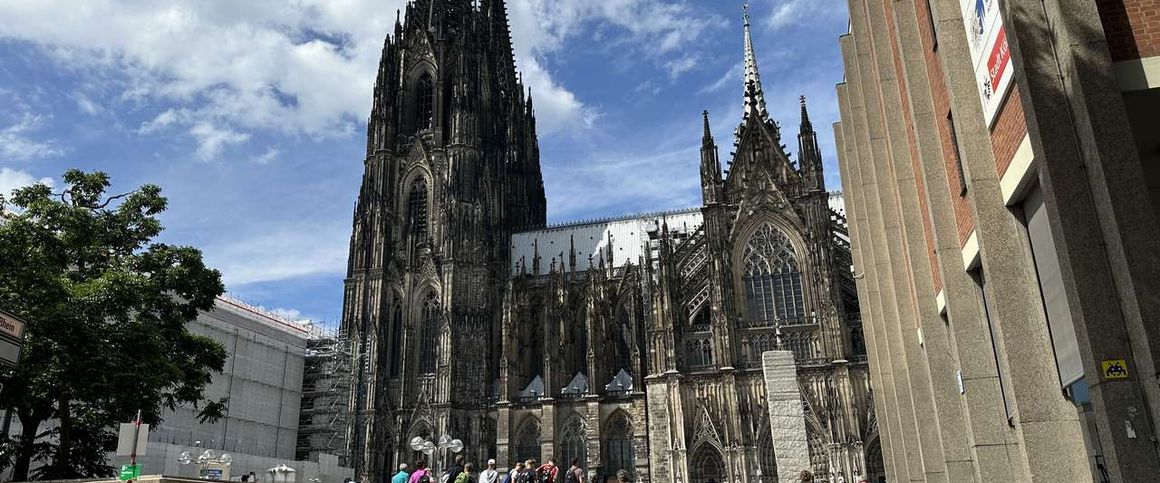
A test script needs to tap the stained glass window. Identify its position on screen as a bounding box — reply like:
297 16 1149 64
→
559 417 586 469
407 179 428 244
743 224 805 322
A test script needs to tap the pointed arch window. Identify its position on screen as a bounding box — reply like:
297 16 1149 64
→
419 292 439 374
614 303 632 374
603 412 634 479
416 72 434 131
757 428 777 480
389 303 403 378
513 418 541 463
743 223 805 323
559 417 586 469
407 179 429 245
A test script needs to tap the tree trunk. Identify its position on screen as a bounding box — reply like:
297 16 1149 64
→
11 411 41 482
51 391 73 479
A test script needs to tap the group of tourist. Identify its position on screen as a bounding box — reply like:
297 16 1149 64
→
389 456 629 483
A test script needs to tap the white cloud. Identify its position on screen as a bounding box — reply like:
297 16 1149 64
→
665 55 699 79
0 112 64 161
251 147 280 165
766 0 847 31
701 62 744 94
0 0 721 146
203 222 350 287
0 167 54 200
189 121 250 160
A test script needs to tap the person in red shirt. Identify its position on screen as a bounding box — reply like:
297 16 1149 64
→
535 458 559 483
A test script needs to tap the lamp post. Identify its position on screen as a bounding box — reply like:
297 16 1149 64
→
178 442 233 480
410 435 464 478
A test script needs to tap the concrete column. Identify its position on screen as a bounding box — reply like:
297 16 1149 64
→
929 0 1094 480
1002 0 1160 479
886 1 980 481
899 2 1030 479
840 32 913 482
848 0 929 480
836 88 899 482
861 0 953 480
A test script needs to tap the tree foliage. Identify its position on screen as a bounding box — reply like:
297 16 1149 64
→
0 170 228 480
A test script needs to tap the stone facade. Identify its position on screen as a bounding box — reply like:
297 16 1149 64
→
341 2 880 483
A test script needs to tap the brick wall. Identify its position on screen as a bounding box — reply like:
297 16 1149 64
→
915 0 977 247
990 90 1028 178
885 0 944 293
1096 0 1160 61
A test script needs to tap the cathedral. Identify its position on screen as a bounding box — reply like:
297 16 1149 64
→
339 1 882 482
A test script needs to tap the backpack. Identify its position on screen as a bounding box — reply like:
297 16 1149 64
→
563 468 578 483
513 470 531 483
417 471 432 483
501 472 513 483
454 473 470 483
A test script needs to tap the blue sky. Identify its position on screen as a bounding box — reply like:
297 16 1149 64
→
0 0 850 325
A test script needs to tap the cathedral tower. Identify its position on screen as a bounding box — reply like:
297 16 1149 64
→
341 0 545 477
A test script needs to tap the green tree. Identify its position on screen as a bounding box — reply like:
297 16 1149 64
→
0 170 228 480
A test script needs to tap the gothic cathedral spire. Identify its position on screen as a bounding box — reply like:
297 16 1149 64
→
742 3 769 122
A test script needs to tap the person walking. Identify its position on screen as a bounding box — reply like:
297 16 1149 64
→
562 460 584 483
445 455 467 483
392 464 410 483
503 462 525 483
535 458 558 483
409 460 432 483
516 460 537 483
478 459 500 483
453 464 475 483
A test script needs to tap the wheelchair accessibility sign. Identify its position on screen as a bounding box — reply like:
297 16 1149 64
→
1101 359 1129 380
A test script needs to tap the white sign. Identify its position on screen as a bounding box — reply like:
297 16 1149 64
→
0 310 26 340
0 338 20 367
960 0 1013 127
116 423 150 456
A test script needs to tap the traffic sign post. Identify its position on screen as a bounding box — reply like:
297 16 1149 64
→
119 464 141 481
0 309 27 369
115 411 148 482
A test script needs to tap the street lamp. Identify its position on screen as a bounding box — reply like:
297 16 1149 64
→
178 446 233 480
410 435 464 478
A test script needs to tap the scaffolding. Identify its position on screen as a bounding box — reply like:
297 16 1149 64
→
296 328 355 464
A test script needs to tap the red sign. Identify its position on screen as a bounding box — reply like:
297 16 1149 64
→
987 26 1011 94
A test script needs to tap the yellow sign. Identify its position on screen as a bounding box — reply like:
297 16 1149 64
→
1102 359 1129 380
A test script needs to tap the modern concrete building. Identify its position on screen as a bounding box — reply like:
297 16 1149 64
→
833 0 1160 482
108 297 350 482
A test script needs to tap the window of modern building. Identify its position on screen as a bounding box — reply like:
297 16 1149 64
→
948 112 968 196
1019 183 1084 390
970 269 1014 425
926 0 939 50
743 223 805 323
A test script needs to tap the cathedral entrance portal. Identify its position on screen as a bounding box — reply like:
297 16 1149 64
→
690 445 725 483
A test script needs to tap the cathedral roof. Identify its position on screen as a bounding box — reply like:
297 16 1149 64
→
510 207 703 276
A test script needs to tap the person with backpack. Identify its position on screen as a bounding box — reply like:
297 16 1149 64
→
562 460 584 483
514 460 536 483
478 459 499 483
408 460 432 483
392 464 410 483
502 462 524 483
453 463 474 483
535 458 558 483
444 455 467 483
